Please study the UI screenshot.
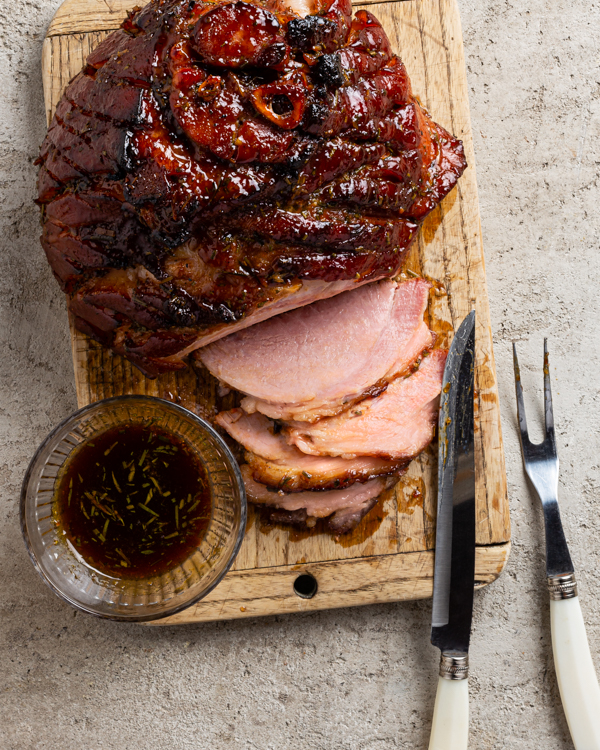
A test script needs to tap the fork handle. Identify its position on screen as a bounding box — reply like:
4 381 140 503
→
550 576 600 749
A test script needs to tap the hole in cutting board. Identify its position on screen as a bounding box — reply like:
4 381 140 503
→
293 573 318 599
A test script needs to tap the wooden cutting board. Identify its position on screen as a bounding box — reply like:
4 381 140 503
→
42 0 511 624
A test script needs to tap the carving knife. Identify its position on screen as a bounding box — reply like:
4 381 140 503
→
428 311 476 750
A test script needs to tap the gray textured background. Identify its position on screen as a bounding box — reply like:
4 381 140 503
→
1 0 599 747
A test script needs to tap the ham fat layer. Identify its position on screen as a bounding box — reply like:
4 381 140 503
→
200 278 433 422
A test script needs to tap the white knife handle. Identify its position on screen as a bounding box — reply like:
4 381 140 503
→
428 654 469 750
549 575 600 749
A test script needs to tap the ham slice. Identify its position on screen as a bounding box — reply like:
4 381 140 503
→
244 452 407 492
216 409 285 460
241 466 390 534
200 278 433 422
287 348 447 459
216 409 406 490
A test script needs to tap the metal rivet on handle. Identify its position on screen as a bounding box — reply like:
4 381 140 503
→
548 572 578 600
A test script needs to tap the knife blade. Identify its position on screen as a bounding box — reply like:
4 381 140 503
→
428 311 476 750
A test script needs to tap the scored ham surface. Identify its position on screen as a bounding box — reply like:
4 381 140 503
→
217 408 407 490
36 0 466 377
287 348 447 458
199 277 433 421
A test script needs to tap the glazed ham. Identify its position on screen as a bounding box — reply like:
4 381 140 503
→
36 0 458 533
287 348 447 458
36 0 466 377
216 409 407 490
245 451 406 492
200 277 433 421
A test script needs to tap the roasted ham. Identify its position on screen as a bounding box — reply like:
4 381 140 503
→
200 277 433 421
207 274 447 533
36 0 466 377
245 451 407 493
36 0 458 534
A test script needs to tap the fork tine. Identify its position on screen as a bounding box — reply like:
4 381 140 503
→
513 343 530 449
543 338 557 453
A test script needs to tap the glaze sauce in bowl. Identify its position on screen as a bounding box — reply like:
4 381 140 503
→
54 423 212 579
21 396 246 621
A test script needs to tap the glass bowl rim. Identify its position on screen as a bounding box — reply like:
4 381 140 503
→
20 394 247 622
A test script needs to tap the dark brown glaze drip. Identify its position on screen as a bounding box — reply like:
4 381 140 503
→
37 0 467 376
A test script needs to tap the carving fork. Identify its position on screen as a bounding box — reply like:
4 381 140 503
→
513 340 600 748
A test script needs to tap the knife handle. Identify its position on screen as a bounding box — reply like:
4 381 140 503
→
428 654 469 750
549 575 600 749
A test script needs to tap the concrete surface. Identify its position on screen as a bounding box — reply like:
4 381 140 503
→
1 0 599 747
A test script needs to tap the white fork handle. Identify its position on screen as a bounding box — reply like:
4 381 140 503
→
428 677 469 750
551 596 600 749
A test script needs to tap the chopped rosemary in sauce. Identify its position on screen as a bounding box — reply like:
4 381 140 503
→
53 422 212 578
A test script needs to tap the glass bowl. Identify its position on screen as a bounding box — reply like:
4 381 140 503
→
20 396 246 622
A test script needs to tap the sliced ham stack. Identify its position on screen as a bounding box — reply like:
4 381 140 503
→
198 277 447 534
200 276 434 421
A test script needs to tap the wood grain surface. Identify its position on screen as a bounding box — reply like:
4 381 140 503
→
41 0 511 624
